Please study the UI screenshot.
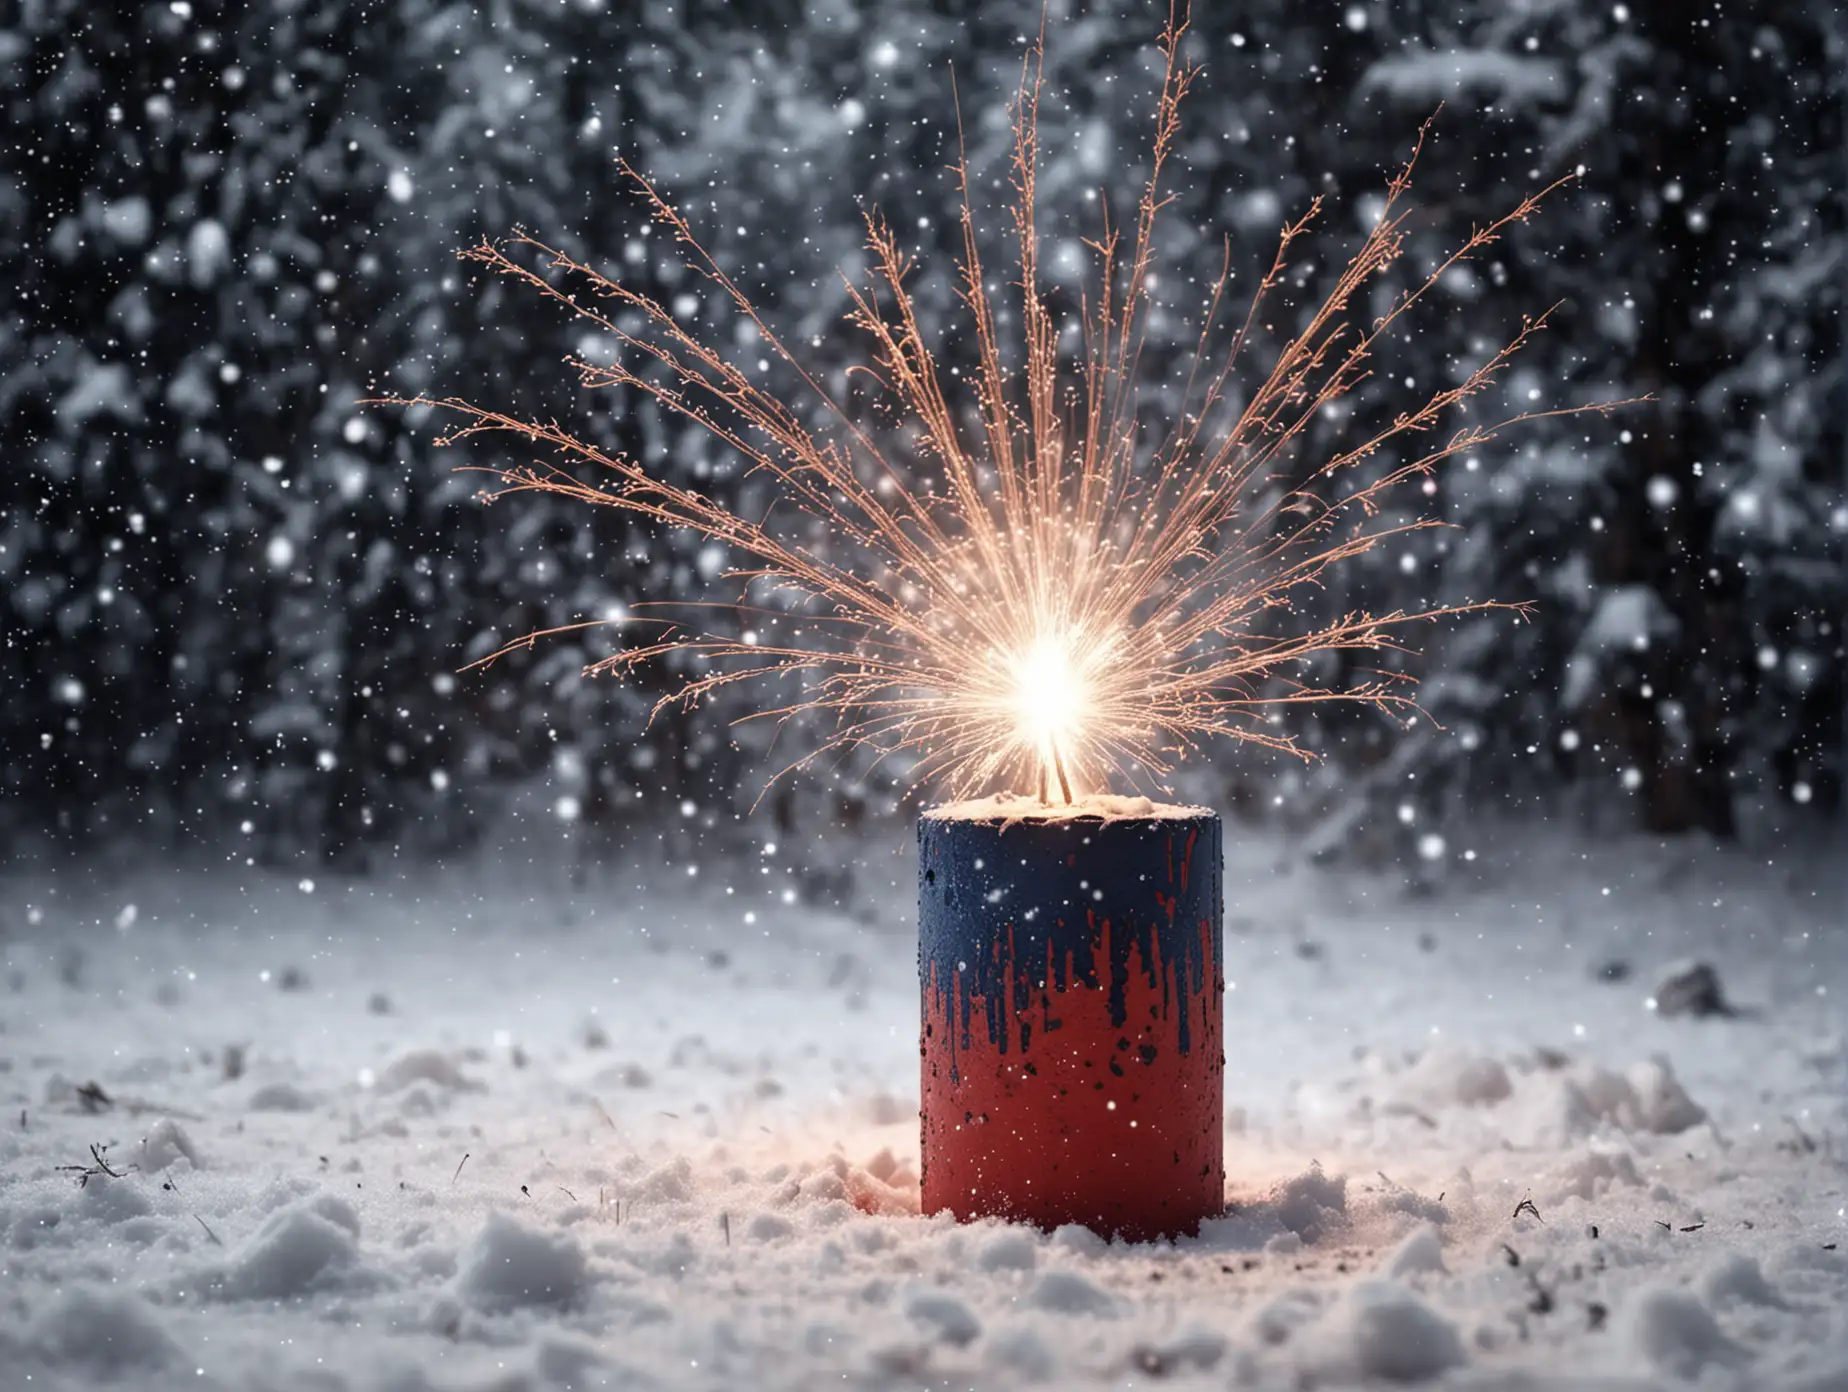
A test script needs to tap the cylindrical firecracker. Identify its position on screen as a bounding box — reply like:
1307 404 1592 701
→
918 805 1224 1240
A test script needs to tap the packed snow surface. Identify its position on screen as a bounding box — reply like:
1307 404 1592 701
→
1 822 1843 1391
926 792 1211 823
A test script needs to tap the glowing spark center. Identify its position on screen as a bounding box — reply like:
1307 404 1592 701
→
1007 630 1091 786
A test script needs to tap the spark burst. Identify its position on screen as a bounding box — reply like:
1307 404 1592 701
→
390 11 1624 805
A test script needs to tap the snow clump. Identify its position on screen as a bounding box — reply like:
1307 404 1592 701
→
1311 1282 1466 1383
1616 1286 1747 1380
24 1287 181 1374
456 1213 590 1313
138 1117 201 1172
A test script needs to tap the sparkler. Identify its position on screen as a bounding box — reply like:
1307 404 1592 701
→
391 9 1623 806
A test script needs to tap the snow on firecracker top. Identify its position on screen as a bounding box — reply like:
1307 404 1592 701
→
924 793 1214 824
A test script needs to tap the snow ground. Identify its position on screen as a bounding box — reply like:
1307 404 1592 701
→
1 820 1843 1391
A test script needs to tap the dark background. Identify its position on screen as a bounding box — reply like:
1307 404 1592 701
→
3 0 1842 870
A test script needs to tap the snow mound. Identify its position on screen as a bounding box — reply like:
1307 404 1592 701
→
905 1289 982 1346
1506 1057 1706 1148
746 1213 794 1242
632 1156 694 1205
376 1049 480 1093
138 1117 200 1172
247 1081 319 1113
1624 1057 1707 1133
984 1324 1056 1380
1312 1282 1466 1383
1544 1146 1644 1204
1026 1270 1118 1317
1271 1164 1348 1242
1697 1253 1787 1311
222 1194 364 1301
1384 1224 1447 1280
1394 1045 1512 1110
975 1229 1038 1273
456 1213 590 1313
1130 1327 1228 1377
77 1174 154 1224
26 1287 181 1374
1617 1286 1747 1380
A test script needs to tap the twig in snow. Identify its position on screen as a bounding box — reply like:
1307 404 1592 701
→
557 1186 577 1202
453 1152 470 1183
1526 1274 1554 1315
1512 1195 1544 1225
1782 1117 1818 1155
721 1212 731 1247
1500 1243 1521 1268
1679 1223 1704 1233
194 1213 223 1247
56 1142 137 1187
75 1081 112 1114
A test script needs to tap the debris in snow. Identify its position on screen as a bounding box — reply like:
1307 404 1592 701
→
55 1141 134 1187
75 1080 112 1113
1652 960 1732 1018
455 1213 589 1313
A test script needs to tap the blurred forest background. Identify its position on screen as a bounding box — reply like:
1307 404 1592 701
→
3 0 1843 869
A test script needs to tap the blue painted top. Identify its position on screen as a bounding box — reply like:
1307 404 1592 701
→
918 808 1223 1062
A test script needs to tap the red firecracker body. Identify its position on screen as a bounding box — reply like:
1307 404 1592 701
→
918 804 1224 1240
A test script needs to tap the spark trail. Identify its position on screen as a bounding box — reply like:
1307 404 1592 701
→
391 7 1629 804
